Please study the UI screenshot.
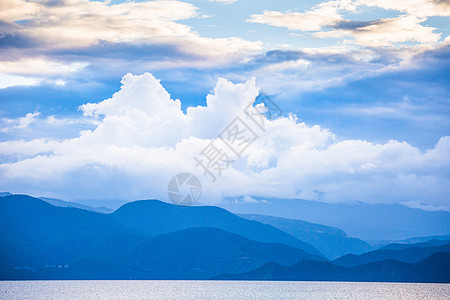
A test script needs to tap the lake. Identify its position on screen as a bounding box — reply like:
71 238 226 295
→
1 280 449 299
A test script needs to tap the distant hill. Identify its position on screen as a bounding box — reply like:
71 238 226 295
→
111 227 324 279
0 195 132 270
0 192 113 214
220 197 450 240
2 194 449 282
373 235 450 248
333 242 450 267
0 195 323 280
214 252 450 283
240 214 371 259
378 239 450 251
39 197 114 214
111 200 323 257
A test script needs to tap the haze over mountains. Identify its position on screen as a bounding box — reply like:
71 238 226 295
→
1 194 449 282
240 214 371 260
221 197 450 240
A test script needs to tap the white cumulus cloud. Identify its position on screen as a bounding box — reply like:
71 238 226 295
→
0 73 449 209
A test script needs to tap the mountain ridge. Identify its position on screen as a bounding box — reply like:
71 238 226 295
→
240 214 371 259
333 242 450 267
0 195 324 279
213 252 450 283
220 197 450 240
111 199 323 257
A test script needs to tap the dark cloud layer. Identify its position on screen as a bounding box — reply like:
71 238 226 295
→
332 19 384 30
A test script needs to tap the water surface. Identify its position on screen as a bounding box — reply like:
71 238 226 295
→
1 280 449 299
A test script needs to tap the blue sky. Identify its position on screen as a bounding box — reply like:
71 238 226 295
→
0 0 449 209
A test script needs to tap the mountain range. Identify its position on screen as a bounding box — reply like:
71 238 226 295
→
214 252 450 283
0 195 321 279
1 194 449 282
333 241 450 267
220 197 450 240
110 199 322 256
240 214 371 259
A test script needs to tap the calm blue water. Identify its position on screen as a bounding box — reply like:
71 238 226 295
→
1 281 449 299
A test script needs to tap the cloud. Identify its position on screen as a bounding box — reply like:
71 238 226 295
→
218 38 449 110
359 0 450 18
316 15 441 47
1 111 40 132
208 0 238 4
335 96 450 126
248 0 447 48
333 20 385 30
0 0 446 96
0 0 261 87
0 1 259 57
0 73 449 210
1 0 198 47
0 58 88 76
0 73 40 89
247 1 346 31
0 113 99 142
231 46 392 99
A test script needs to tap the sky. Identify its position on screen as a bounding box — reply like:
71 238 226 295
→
0 0 449 210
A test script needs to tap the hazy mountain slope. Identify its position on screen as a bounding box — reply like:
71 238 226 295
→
378 239 450 251
214 252 450 283
0 195 132 269
220 197 450 240
333 243 450 267
112 227 325 279
111 200 323 257
0 195 324 279
240 214 371 259
3 194 448 282
0 192 113 213
373 235 450 248
39 197 113 214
